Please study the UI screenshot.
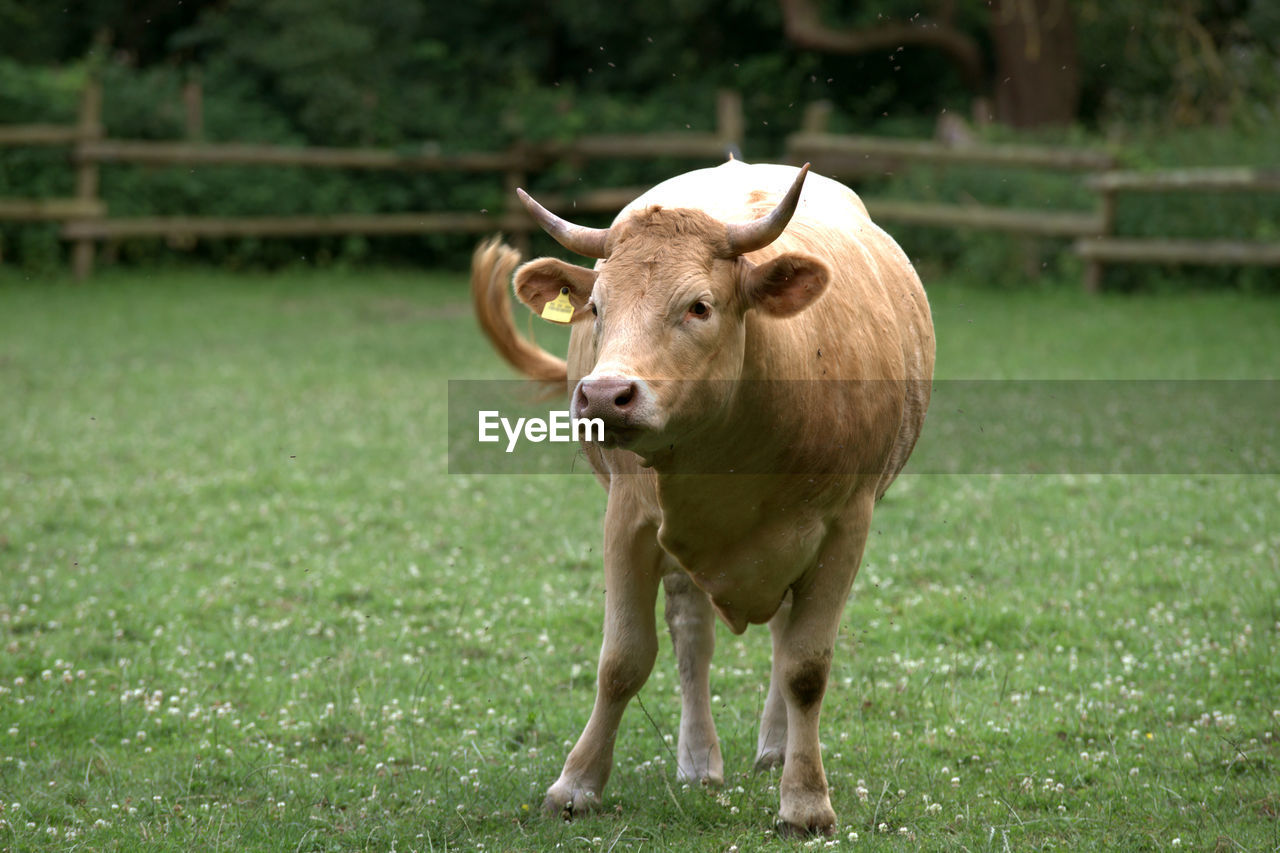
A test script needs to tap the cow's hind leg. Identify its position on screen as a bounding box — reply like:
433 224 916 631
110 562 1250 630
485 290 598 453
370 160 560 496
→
662 567 723 786
773 494 875 837
754 591 792 772
543 496 664 819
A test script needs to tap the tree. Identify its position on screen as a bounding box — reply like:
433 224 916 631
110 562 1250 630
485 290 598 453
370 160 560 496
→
777 0 1082 127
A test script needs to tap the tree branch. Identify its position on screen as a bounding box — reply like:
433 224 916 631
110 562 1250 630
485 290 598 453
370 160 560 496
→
778 0 983 90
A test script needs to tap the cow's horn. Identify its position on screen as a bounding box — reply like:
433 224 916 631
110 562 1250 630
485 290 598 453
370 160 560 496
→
723 163 810 256
516 189 610 259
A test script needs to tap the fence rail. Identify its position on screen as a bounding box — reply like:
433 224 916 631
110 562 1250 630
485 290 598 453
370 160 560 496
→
788 131 1117 171
0 198 106 220
74 139 525 172
1072 238 1280 266
61 212 526 241
1088 167 1280 192
859 198 1105 238
0 125 85 146
0 78 1275 288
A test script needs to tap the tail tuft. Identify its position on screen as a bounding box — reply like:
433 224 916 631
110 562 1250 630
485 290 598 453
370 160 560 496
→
470 237 568 393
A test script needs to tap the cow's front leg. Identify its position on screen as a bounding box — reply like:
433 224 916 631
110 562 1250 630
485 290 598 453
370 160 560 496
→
543 496 663 819
773 495 874 836
662 568 723 786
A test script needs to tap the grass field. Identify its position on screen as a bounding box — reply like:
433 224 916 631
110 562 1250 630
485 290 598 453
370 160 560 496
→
1 266 1278 851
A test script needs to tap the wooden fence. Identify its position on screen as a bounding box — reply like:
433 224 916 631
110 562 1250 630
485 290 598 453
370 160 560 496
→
2 79 1277 288
1074 168 1280 288
786 106 1280 290
1 83 743 279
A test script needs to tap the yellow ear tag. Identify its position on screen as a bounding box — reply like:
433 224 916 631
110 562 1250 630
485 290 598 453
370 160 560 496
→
541 287 575 324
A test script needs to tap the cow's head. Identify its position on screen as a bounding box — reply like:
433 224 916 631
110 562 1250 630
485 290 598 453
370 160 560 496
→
513 165 829 460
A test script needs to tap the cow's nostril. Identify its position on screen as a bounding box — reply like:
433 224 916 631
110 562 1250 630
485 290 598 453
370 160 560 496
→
614 385 634 408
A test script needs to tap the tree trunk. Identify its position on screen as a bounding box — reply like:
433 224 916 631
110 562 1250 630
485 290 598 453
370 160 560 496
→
988 0 1080 127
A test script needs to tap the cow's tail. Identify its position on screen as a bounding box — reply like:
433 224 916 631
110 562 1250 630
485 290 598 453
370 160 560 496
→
470 237 568 393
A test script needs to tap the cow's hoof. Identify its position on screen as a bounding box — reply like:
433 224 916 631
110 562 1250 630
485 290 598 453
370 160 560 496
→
676 746 724 788
542 784 602 821
753 748 785 772
776 797 836 837
676 766 724 788
774 816 836 838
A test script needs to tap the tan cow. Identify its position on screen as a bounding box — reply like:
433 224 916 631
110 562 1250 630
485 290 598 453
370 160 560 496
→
470 160 934 835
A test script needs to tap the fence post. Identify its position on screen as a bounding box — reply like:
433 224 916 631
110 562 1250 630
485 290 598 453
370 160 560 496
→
183 75 204 141
716 90 743 157
801 100 832 134
71 76 103 281
1084 184 1116 293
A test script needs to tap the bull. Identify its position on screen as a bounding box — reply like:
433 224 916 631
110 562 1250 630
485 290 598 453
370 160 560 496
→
470 160 934 834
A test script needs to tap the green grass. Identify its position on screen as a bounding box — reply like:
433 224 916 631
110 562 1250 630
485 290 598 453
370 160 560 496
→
1 267 1278 851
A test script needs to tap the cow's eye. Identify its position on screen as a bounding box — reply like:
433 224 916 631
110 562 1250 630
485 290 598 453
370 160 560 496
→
687 301 711 320
588 301 598 317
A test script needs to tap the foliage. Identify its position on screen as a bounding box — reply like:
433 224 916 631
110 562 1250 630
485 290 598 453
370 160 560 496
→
3 0 1278 135
1077 0 1280 128
0 57 84 123
0 1 1278 282
1 269 1278 850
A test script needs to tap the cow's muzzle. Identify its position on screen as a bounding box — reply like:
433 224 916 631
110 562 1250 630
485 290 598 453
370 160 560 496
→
571 374 656 448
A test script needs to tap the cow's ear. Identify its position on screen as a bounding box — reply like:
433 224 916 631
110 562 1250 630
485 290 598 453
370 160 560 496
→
514 258 598 322
739 252 829 318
